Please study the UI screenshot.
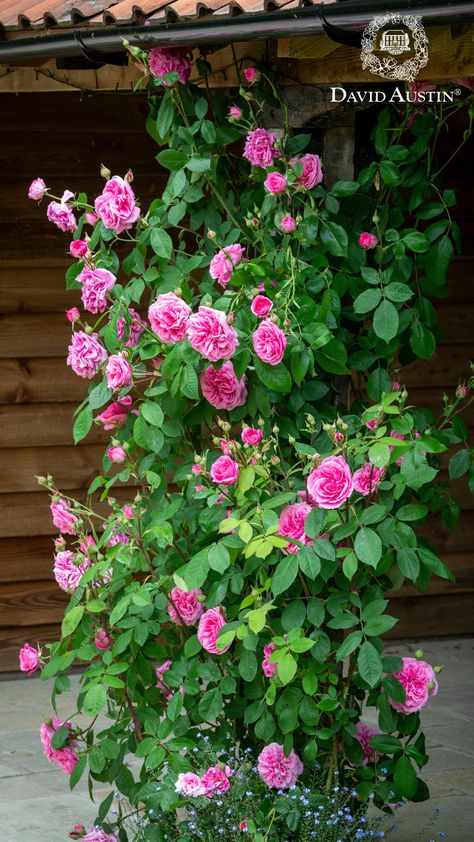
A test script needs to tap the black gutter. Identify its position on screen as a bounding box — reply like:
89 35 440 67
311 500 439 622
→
1 0 473 66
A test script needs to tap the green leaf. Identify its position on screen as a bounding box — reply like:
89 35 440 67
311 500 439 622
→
238 466 255 494
304 507 327 539
410 320 435 360
449 448 472 479
272 554 298 595
198 688 223 721
155 92 174 140
156 149 188 170
208 543 230 573
370 735 403 754
50 725 70 749
141 402 164 427
61 605 84 638
301 323 331 349
364 614 398 635
373 300 399 342
167 691 182 721
181 548 209 589
353 288 382 314
342 552 358 579
150 227 173 259
394 755 418 798
384 282 413 302
186 157 211 173
403 232 429 253
239 649 258 682
320 221 348 256
73 405 93 444
69 755 87 790
397 504 428 521
367 368 392 401
354 528 382 568
368 442 391 468
357 641 382 688
277 652 297 685
379 160 401 185
298 546 321 579
315 339 349 375
425 235 454 285
181 364 199 400
83 684 107 715
418 547 455 582
336 630 362 661
330 180 359 197
254 359 291 393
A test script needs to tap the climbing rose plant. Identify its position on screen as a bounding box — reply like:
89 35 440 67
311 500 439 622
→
25 49 474 842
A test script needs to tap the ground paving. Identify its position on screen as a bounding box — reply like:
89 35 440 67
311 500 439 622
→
1 637 473 841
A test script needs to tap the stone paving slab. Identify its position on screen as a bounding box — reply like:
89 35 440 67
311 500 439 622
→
1 638 473 842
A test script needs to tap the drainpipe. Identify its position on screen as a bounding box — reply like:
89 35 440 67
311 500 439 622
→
0 0 473 66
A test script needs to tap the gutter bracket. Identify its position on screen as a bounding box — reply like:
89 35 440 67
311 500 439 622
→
319 4 363 50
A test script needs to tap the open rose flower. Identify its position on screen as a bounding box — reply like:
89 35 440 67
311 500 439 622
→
277 502 313 554
210 455 239 486
54 551 90 592
243 128 279 168
83 829 119 842
264 172 288 194
279 215 297 233
40 717 78 775
291 153 323 189
77 266 116 315
257 743 303 789
67 331 107 379
47 191 77 232
149 292 191 344
50 498 78 534
358 231 378 249
209 243 245 287
167 587 204 626
197 607 231 654
389 657 438 714
353 463 385 496
243 66 260 83
94 629 111 651
200 361 247 410
97 402 128 430
242 427 263 445
69 239 88 258
175 772 206 797
228 105 242 120
262 642 277 678
28 178 47 201
94 175 140 233
201 765 231 797
187 306 238 362
105 353 132 390
117 308 146 347
251 295 273 318
148 46 192 85
252 319 286 365
107 445 126 463
19 643 40 674
307 455 353 509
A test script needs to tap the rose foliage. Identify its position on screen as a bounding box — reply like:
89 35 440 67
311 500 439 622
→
26 51 474 842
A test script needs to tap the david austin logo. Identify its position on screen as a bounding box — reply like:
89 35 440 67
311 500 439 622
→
361 13 429 82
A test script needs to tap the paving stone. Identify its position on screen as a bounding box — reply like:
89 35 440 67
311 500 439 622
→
426 767 474 795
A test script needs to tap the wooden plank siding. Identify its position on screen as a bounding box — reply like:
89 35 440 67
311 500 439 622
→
0 91 473 672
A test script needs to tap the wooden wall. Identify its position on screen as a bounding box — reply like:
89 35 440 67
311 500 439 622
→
0 92 472 673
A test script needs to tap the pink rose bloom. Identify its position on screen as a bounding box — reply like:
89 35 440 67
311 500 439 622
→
307 455 353 509
148 46 192 85
195 484 205 492
389 657 438 714
83 829 119 842
353 463 385 496
257 743 303 789
67 331 107 379
47 197 77 233
77 266 116 315
365 418 379 430
456 384 468 398
97 402 128 430
191 464 203 475
392 380 401 391
279 215 297 233
94 176 140 234
264 172 288 194
262 642 277 678
200 361 247 410
354 722 379 765
201 765 231 798
278 502 313 554
167 587 204 626
187 306 238 362
209 244 245 287
19 643 40 674
66 307 80 323
69 239 88 258
94 629 111 651
358 232 378 249
50 498 78 534
28 177 47 201
244 66 260 83
242 427 263 445
85 212 98 225
197 607 231 654
40 718 78 775
175 772 206 797
243 128 279 169
252 319 286 365
105 353 132 390
228 105 242 120
123 505 134 518
251 295 273 318
108 530 130 548
54 551 89 592
148 292 191 344
210 455 239 486
291 153 323 189
108 445 126 463
117 308 146 347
